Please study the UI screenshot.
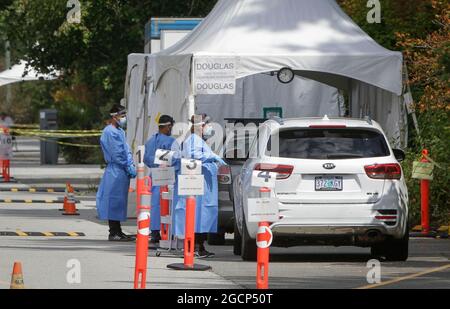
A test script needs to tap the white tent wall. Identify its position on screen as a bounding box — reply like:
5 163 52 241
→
195 73 340 128
124 54 148 156
350 81 408 149
125 53 342 148
147 54 192 139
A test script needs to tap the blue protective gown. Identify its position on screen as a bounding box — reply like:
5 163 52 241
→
173 133 220 236
143 133 178 231
96 125 133 222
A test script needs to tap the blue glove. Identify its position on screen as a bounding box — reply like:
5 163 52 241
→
216 157 228 166
127 164 137 179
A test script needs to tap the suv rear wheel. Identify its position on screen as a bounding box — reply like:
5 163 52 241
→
241 219 257 261
371 227 409 261
233 219 242 255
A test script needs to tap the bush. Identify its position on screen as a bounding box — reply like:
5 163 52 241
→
402 109 450 227
59 137 103 165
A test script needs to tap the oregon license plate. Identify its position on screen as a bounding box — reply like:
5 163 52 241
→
315 176 343 191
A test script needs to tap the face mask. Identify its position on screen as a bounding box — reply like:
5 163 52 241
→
203 125 213 139
118 116 127 128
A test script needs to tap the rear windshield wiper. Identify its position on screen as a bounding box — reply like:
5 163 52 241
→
326 153 364 159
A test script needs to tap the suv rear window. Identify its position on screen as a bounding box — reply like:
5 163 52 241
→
266 128 390 159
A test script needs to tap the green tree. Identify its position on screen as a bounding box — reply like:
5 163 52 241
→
0 0 217 162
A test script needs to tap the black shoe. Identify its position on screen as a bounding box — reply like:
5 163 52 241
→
120 232 136 241
195 249 215 258
108 234 135 242
150 231 161 244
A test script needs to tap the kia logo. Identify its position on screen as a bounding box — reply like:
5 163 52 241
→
323 163 336 169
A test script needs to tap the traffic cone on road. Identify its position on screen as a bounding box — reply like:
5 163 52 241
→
59 183 70 212
62 193 80 216
10 262 25 289
67 182 75 194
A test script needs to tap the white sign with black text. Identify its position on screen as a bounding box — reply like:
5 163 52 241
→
150 167 175 186
247 198 279 223
181 158 202 175
193 57 236 95
0 133 12 160
136 145 145 167
178 175 204 196
251 171 277 189
154 149 175 166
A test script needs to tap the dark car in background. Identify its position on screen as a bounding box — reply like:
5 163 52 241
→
207 118 265 245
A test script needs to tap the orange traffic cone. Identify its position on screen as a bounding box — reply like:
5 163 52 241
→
59 183 70 212
10 262 25 289
62 194 79 216
67 182 75 194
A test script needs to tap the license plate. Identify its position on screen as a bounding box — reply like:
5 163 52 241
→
315 176 343 191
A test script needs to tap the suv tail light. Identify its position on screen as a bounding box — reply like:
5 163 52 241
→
218 165 231 184
364 164 401 180
254 163 294 180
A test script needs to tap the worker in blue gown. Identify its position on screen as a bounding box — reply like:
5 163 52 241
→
96 105 137 241
173 114 227 258
143 115 178 244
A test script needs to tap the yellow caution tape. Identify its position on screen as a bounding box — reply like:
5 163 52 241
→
12 129 101 138
37 137 101 148
12 129 102 133
11 124 40 129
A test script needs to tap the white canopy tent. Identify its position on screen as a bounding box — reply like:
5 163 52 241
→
125 0 408 154
0 60 58 86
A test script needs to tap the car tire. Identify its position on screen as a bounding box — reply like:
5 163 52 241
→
207 232 226 246
371 226 409 262
233 219 242 256
241 219 257 261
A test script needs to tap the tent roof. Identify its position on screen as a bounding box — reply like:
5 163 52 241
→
0 60 58 87
155 0 403 95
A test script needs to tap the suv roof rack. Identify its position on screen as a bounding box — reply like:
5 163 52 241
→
268 116 284 125
364 116 373 125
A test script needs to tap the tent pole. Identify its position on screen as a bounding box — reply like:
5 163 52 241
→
188 94 195 118
189 56 196 118
348 79 353 117
5 40 11 110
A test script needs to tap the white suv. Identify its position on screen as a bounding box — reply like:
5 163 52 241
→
233 117 409 261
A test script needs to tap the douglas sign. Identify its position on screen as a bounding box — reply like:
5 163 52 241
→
193 57 236 95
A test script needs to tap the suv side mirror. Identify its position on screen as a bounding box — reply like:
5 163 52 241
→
393 149 405 162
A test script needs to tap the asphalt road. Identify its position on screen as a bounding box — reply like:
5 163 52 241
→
1 137 448 289
0 197 448 289
203 236 450 289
